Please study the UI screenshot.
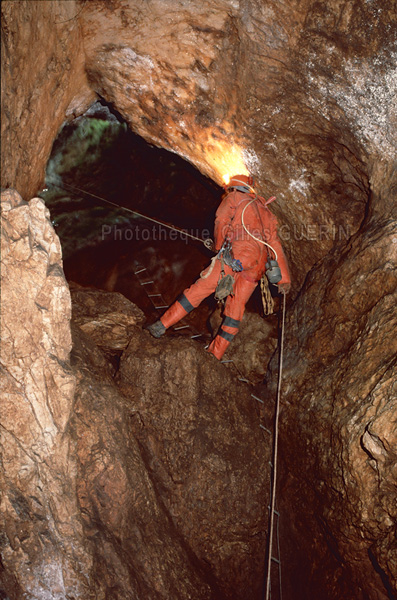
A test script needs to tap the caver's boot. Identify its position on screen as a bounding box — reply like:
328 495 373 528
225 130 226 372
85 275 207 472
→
146 320 166 338
147 297 191 338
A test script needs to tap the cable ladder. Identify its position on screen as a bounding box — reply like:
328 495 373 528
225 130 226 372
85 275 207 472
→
134 258 283 599
133 259 205 341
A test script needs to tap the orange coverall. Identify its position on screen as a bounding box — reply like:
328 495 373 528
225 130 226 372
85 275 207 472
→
160 189 291 359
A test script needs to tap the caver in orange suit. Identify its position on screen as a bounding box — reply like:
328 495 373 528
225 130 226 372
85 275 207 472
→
151 175 291 360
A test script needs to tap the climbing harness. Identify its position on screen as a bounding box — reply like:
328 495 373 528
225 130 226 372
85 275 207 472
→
45 179 213 248
264 291 286 600
218 239 243 272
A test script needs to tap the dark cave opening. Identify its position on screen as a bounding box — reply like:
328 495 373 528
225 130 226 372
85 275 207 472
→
41 99 274 336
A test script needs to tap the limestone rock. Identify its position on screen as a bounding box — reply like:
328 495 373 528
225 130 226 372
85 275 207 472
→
1 0 94 199
69 281 145 351
0 189 89 598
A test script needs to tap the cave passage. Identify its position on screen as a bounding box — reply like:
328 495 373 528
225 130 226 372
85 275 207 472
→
41 100 268 334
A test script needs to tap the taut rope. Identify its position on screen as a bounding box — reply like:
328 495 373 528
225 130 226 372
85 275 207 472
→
265 291 286 600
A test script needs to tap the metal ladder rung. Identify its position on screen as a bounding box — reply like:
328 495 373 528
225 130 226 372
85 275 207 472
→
260 424 272 435
141 280 154 285
174 325 190 330
271 556 280 564
154 305 169 309
190 334 202 339
251 394 264 404
238 377 249 383
134 268 146 274
267 507 280 517
148 294 161 297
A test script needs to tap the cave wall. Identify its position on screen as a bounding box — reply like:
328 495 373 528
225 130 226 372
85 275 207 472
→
0 190 90 597
1 0 94 199
3 0 395 287
267 161 397 599
1 0 396 599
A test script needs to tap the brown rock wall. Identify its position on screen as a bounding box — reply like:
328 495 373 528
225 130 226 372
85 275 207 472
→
268 169 397 598
70 324 222 600
0 190 89 598
115 327 270 599
1 0 94 199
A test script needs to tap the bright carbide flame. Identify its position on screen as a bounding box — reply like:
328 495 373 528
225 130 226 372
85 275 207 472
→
205 140 249 185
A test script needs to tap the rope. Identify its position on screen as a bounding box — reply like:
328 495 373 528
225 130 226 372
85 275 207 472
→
46 180 209 245
227 179 278 260
241 199 278 260
260 274 274 316
264 291 286 600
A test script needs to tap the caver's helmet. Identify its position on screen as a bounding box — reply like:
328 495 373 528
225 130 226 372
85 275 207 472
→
227 174 256 193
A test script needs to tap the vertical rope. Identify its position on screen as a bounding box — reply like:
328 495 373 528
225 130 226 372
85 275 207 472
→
265 292 286 600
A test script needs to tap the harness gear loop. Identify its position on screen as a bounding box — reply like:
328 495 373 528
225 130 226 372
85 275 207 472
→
264 291 286 600
260 274 274 316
